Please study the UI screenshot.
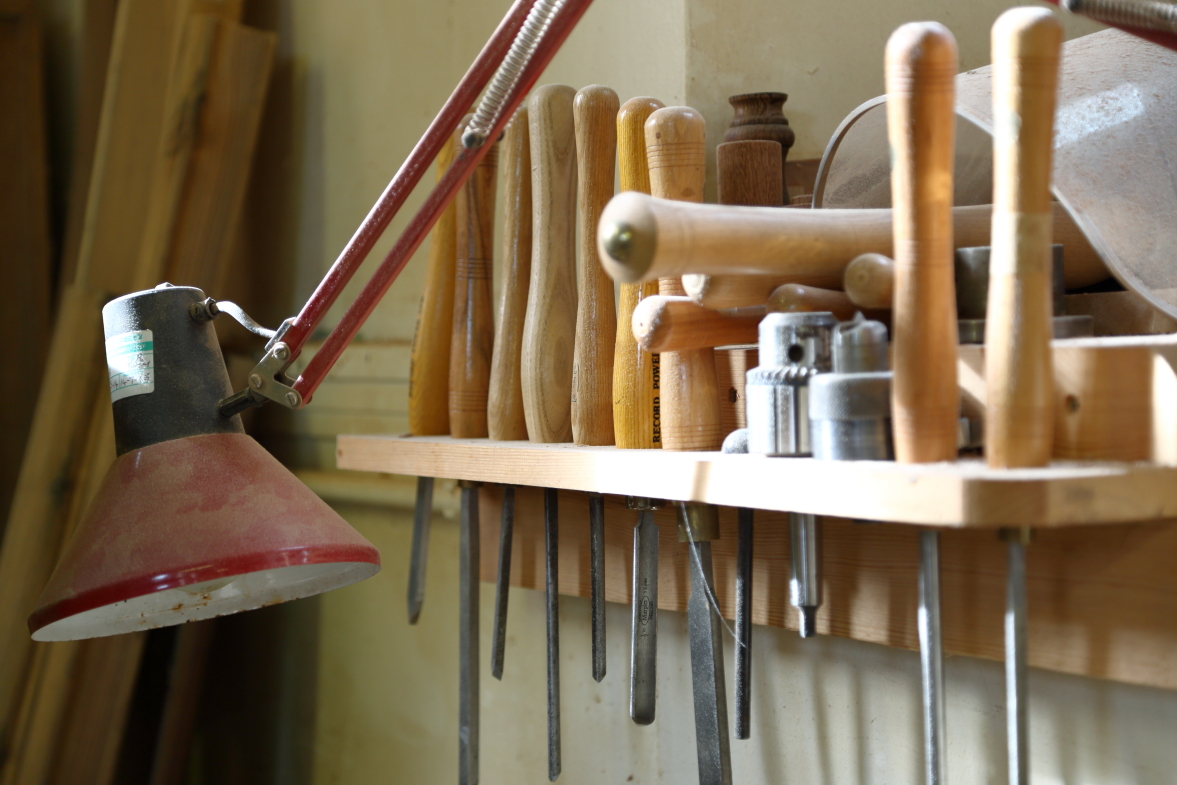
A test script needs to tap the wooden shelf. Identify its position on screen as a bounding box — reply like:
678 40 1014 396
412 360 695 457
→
335 435 1177 528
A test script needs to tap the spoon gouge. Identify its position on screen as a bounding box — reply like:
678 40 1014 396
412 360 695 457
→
613 96 664 726
886 21 959 785
487 107 532 680
573 85 619 684
406 128 461 624
523 84 578 782
645 106 723 452
597 198 1106 289
988 10 1063 785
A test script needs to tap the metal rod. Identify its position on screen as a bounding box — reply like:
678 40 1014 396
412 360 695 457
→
292 0 596 400
1006 531 1029 785
918 530 945 785
545 487 561 781
629 506 658 725
789 512 822 637
490 485 515 680
590 492 606 683
281 0 536 353
406 476 433 625
459 482 481 785
734 507 753 740
1045 0 1177 52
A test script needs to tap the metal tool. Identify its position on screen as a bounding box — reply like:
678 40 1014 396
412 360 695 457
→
407 477 434 625
680 502 732 784
628 496 660 725
458 481 481 785
589 492 606 682
544 487 560 781
1005 527 1030 785
919 529 945 785
808 316 892 461
720 428 753 738
490 486 514 680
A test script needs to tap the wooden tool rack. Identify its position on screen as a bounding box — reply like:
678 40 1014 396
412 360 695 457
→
336 434 1177 693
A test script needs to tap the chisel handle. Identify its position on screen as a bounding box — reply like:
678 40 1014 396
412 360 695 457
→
572 85 619 446
613 96 664 449
886 22 960 464
646 106 723 451
844 253 896 310
633 296 763 353
598 198 1105 287
767 283 860 321
985 8 1061 468
449 125 498 438
488 107 532 441
683 272 842 310
408 130 460 435
522 84 578 443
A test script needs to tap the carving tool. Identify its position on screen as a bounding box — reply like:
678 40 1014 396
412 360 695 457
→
613 96 664 725
523 84 577 781
458 480 480 785
406 129 460 624
767 283 860 320
631 296 763 353
988 9 1063 784
449 119 498 439
844 252 895 311
487 107 532 679
683 273 841 310
573 85 619 683
886 20 959 785
597 199 1104 288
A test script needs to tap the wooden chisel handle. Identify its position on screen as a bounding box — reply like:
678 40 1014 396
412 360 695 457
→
488 107 532 441
598 198 1106 288
613 96 664 449
632 296 763 353
985 8 1061 468
767 283 862 321
645 106 723 451
449 126 498 438
682 272 842 309
409 130 460 435
522 84 578 443
886 22 959 464
843 252 896 310
572 85 619 446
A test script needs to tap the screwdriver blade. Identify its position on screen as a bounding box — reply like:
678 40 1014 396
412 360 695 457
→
407 476 433 624
629 509 659 725
490 486 515 681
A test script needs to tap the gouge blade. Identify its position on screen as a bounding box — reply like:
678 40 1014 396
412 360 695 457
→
491 486 515 680
459 482 480 785
1006 531 1029 785
545 487 561 781
407 476 433 624
734 507 753 740
629 507 659 725
590 493 606 683
919 530 945 785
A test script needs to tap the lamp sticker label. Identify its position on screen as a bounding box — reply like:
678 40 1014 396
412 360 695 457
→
106 330 155 402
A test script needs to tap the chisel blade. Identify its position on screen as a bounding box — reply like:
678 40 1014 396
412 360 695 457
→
458 482 480 785
1006 530 1029 785
734 507 753 740
919 529 945 785
490 486 515 680
407 476 433 624
590 493 606 683
545 487 561 781
629 507 659 725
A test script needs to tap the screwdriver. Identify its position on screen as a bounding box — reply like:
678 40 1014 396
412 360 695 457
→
487 106 532 680
450 113 498 785
521 83 578 782
405 128 460 625
613 95 665 726
987 10 1063 785
886 22 960 785
572 84 620 684
646 105 731 785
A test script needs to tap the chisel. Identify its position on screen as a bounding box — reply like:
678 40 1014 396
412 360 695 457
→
458 480 481 785
987 10 1063 785
886 21 959 785
646 105 730 783
522 83 578 781
405 128 460 624
573 84 619 683
613 95 664 726
631 296 763 353
487 106 532 679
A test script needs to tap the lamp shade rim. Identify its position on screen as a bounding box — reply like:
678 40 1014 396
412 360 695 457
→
28 542 379 638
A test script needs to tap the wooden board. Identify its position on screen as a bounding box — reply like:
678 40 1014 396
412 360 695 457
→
336 434 1177 528
471 485 1177 692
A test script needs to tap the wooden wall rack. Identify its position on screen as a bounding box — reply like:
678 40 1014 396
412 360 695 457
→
336 435 1177 692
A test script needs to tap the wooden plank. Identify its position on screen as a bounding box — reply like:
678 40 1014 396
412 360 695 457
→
475 485 1177 691
0 14 52 536
336 434 1177 528
165 23 277 294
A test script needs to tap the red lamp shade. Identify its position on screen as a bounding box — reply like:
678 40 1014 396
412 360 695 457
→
28 432 380 641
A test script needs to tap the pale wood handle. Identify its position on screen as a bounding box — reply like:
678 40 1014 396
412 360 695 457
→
449 128 498 438
408 130 459 435
985 8 1062 468
886 22 960 464
521 84 578 443
645 106 723 451
599 198 1105 288
488 107 531 441
843 253 896 310
632 296 763 352
613 96 665 449
767 284 862 321
571 85 619 446
683 272 842 309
